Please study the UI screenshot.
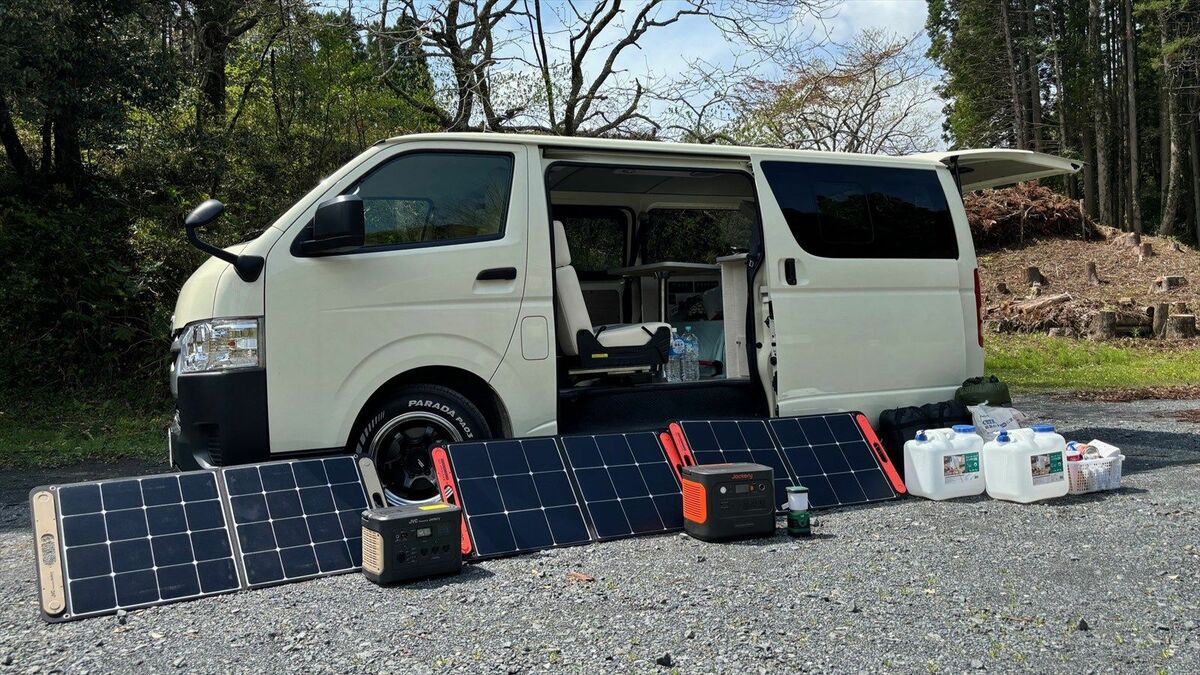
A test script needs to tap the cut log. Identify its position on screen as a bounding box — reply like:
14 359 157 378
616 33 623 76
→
995 281 1010 295
1153 303 1169 337
1086 261 1102 286
1166 314 1197 339
1015 292 1071 312
1151 276 1188 292
1025 266 1047 285
1094 310 1117 339
1138 242 1153 262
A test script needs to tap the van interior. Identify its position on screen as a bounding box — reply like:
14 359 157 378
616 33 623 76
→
547 162 769 433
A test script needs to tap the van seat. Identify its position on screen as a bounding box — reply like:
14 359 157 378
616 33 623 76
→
554 220 670 370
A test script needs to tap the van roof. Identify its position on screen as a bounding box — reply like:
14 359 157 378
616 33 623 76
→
381 132 946 168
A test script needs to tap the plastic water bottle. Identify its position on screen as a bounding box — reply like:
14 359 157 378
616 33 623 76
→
666 328 684 383
681 326 700 382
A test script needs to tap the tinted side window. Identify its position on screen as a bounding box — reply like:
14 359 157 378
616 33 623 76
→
352 152 514 248
644 209 754 264
552 206 627 278
760 161 957 259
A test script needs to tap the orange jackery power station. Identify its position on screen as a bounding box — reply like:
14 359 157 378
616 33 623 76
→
680 463 776 541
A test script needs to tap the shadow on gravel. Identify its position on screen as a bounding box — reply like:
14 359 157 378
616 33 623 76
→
1065 427 1200 475
0 459 166 533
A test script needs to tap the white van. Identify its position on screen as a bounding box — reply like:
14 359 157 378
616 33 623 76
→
169 134 1078 503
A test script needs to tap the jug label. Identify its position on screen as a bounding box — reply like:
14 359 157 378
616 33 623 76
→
943 452 981 484
1030 452 1064 485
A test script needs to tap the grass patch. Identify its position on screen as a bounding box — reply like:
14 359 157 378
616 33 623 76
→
985 333 1200 390
0 392 170 470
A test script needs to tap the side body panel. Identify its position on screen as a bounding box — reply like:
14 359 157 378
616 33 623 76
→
262 140 532 452
754 156 982 423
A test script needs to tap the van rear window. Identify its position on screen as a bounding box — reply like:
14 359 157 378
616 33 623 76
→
760 162 958 259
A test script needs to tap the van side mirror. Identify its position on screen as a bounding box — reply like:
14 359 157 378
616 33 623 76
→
302 195 365 254
183 198 265 282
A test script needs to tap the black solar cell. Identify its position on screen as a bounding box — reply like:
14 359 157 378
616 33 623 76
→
439 438 591 559
560 432 683 540
221 456 367 588
768 413 898 508
54 472 240 620
674 420 793 509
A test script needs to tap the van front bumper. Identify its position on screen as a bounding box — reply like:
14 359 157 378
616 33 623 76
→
169 367 271 471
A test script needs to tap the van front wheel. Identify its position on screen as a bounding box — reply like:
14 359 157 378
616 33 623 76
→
352 385 491 505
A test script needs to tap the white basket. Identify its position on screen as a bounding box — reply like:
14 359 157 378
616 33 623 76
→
1067 455 1124 495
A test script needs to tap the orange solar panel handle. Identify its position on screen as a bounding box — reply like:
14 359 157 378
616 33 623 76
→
431 447 474 556
855 413 906 494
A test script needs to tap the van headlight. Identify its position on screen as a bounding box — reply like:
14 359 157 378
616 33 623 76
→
177 318 263 373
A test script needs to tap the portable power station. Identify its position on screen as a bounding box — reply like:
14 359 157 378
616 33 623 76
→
680 462 776 542
361 503 462 585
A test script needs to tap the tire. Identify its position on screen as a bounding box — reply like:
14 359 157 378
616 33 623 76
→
351 384 491 505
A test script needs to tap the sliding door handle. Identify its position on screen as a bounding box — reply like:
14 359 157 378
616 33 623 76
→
784 259 797 285
476 267 517 281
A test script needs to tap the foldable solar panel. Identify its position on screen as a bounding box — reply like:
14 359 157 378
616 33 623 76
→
31 472 240 622
432 438 592 559
669 412 904 510
667 420 794 509
221 456 368 587
31 456 379 622
560 432 683 540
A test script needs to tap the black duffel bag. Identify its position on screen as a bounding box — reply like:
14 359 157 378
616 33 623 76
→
876 400 974 481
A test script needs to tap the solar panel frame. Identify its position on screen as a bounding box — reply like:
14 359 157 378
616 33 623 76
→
219 456 368 589
438 438 593 560
40 471 241 622
559 432 684 541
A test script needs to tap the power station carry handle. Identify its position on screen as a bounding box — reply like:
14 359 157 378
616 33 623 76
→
430 447 474 556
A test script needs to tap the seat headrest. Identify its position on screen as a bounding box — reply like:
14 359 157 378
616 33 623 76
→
553 220 571 268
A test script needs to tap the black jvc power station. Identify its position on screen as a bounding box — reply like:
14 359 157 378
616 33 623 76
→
361 503 462 584
680 462 776 542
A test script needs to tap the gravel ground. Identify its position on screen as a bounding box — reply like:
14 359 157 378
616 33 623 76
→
1 394 1198 674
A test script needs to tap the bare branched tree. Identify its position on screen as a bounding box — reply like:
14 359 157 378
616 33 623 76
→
348 0 835 136
730 30 941 154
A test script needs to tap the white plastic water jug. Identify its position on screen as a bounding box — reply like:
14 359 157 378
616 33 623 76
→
903 425 985 500
982 424 1069 503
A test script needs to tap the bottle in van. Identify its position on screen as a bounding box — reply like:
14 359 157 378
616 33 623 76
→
681 326 700 382
982 425 1068 503
666 328 684 383
903 425 985 500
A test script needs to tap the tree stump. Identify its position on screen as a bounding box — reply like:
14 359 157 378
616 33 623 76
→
1025 266 1047 285
1153 303 1169 337
1086 261 1102 286
1166 314 1197 339
995 281 1010 295
1138 242 1153 262
1152 276 1188 292
1095 310 1117 339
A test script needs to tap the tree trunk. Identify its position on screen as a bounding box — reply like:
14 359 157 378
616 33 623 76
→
51 110 82 187
1001 0 1027 148
1190 96 1200 246
1123 0 1142 235
1166 315 1196 339
1159 10 1183 238
1153 302 1168 337
1023 0 1044 153
0 94 32 177
1088 0 1110 226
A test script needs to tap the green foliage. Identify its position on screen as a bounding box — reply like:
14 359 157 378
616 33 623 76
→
0 4 437 395
985 333 1200 389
